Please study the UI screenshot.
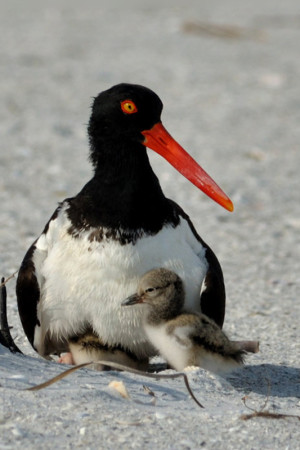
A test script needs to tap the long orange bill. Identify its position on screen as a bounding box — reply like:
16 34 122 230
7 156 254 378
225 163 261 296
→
141 122 234 212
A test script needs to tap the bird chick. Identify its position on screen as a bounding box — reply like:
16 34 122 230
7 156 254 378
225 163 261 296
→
58 330 149 371
122 268 244 374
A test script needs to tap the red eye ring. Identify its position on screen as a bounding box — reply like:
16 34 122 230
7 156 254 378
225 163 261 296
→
121 100 138 114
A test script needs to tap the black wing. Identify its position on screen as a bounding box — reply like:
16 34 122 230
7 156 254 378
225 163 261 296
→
169 200 226 328
16 208 60 349
16 241 41 348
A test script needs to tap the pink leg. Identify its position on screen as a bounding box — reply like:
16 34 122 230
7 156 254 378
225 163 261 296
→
58 352 75 365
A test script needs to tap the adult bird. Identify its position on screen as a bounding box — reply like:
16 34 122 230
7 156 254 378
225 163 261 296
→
16 83 233 365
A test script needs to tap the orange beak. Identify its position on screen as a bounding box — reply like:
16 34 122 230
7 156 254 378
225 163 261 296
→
141 122 234 212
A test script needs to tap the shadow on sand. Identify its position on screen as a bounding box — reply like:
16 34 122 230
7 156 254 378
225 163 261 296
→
227 363 300 398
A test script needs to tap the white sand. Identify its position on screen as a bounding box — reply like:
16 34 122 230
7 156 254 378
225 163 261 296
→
0 1 299 448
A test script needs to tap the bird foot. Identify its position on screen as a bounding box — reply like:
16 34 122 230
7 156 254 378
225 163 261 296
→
58 352 75 365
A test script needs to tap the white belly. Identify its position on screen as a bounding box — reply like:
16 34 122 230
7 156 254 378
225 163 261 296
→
144 323 191 371
33 209 208 357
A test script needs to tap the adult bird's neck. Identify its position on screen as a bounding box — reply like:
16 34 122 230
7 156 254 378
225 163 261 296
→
70 141 179 234
91 140 157 186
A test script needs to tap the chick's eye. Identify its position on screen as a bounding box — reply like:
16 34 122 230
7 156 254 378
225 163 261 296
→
145 287 156 293
121 100 138 114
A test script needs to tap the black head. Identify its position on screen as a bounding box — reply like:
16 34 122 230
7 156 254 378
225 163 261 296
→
88 83 163 166
87 83 233 212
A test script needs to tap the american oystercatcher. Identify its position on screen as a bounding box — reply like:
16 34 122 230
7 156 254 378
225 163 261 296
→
122 268 244 374
16 83 233 365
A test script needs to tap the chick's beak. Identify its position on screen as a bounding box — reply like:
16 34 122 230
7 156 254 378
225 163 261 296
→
122 293 143 306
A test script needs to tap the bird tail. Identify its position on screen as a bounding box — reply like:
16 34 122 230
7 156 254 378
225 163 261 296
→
192 314 246 374
196 345 245 374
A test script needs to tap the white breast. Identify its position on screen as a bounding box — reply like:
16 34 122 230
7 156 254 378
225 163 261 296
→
144 323 192 371
33 205 208 358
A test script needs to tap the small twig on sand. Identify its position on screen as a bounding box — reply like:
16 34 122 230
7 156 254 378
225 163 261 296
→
241 409 300 421
232 340 260 354
26 360 204 409
0 272 23 354
182 21 266 41
0 271 19 288
240 380 300 421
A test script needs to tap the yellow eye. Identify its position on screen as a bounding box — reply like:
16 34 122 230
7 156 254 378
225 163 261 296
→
121 100 138 114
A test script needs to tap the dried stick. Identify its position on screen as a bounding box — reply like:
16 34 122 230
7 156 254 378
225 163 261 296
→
240 381 300 421
182 21 265 41
0 273 23 354
26 360 204 409
241 410 300 421
0 271 19 288
232 340 260 354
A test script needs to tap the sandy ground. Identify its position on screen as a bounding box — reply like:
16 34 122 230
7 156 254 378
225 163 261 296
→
0 0 299 448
